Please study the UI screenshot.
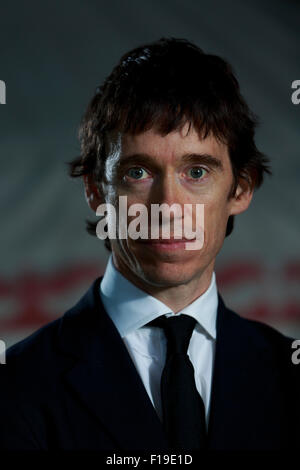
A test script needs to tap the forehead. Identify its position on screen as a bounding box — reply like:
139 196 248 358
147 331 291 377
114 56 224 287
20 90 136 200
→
116 124 230 166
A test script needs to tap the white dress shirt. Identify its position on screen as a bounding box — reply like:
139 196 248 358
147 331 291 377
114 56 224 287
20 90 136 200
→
100 255 218 428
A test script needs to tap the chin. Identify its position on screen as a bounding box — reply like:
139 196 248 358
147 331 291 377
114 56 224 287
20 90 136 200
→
136 259 199 288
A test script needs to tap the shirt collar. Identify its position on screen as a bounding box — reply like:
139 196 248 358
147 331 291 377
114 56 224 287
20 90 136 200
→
100 255 218 340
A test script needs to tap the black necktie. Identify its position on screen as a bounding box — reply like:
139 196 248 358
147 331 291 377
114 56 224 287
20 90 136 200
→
148 314 207 450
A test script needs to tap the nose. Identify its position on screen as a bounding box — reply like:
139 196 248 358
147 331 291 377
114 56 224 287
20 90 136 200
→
148 172 184 231
150 171 182 207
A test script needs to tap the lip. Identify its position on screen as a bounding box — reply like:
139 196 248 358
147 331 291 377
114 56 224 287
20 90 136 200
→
135 238 196 251
137 237 195 243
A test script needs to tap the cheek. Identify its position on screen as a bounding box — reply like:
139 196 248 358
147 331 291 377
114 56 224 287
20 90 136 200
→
203 199 230 246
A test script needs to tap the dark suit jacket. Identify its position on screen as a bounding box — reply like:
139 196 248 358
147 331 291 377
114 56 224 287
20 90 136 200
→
0 277 299 450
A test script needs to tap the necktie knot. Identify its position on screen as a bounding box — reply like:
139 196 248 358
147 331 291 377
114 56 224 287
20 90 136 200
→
148 314 196 355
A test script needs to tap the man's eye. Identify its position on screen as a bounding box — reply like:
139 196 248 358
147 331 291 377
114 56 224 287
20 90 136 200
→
126 167 149 180
187 167 207 179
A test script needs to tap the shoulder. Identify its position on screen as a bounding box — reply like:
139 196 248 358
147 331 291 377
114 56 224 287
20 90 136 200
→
0 278 104 449
4 316 63 374
4 276 103 369
218 293 296 345
1 277 103 397
219 297 299 377
0 316 70 415
235 309 295 344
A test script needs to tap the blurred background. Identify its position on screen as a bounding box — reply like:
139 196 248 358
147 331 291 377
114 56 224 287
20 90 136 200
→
0 0 299 348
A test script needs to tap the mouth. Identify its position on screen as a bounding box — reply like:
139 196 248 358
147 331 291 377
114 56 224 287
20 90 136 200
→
135 237 197 251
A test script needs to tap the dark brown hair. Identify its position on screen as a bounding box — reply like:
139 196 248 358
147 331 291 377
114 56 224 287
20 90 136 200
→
68 37 271 251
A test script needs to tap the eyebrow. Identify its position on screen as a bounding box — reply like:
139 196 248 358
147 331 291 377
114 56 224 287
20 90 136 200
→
118 153 224 171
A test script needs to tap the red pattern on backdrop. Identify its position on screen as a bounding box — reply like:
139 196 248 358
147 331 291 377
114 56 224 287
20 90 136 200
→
0 260 299 333
0 263 102 331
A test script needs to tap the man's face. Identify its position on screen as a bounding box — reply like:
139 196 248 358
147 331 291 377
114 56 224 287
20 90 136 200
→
92 124 252 289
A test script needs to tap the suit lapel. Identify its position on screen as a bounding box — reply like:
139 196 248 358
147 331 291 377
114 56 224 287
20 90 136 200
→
207 294 286 449
57 277 287 450
57 277 168 450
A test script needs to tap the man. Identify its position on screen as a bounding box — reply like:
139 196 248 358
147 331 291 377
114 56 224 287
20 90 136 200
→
0 38 299 451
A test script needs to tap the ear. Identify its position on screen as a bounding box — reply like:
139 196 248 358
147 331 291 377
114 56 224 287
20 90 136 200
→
229 176 254 216
83 175 103 212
